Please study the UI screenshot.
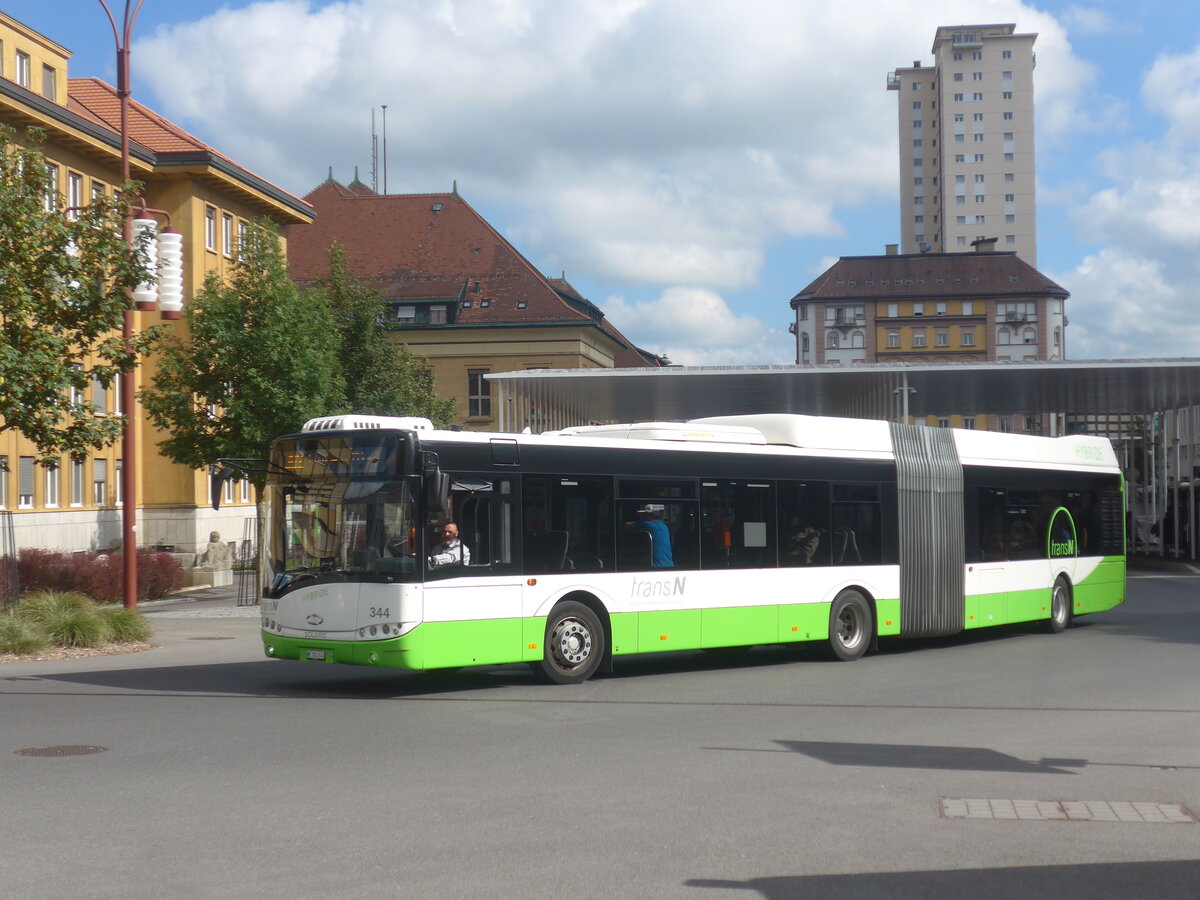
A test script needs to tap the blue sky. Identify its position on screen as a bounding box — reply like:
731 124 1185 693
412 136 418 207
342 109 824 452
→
9 1 1200 365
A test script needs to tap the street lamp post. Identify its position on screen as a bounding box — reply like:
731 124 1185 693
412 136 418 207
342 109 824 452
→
99 0 147 609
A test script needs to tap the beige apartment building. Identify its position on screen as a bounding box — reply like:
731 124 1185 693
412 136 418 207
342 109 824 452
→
0 12 313 554
888 23 1037 265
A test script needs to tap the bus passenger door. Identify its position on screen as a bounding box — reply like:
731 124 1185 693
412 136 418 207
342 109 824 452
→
421 475 524 668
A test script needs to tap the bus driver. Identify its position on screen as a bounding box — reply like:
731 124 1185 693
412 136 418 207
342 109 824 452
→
429 522 471 568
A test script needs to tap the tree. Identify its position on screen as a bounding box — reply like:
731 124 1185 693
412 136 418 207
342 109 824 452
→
0 126 158 463
312 243 456 426
140 221 344 490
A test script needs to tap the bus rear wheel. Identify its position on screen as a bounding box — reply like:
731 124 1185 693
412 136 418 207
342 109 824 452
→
540 601 605 684
828 589 873 661
1047 577 1073 633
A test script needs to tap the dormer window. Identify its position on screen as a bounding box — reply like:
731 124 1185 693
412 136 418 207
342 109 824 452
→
516 301 527 309
396 305 416 321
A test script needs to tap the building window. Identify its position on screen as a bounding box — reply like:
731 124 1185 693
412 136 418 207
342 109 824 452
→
112 373 123 415
205 207 217 251
1004 111 1013 120
222 213 233 256
43 163 58 212
887 303 898 317
972 92 983 101
1023 327 1037 344
1003 50 1012 59
1006 234 1016 244
395 305 415 321
974 154 985 162
999 416 1013 433
42 64 57 101
16 51 31 88
973 72 983 81
936 302 947 316
91 375 106 414
954 73 963 82
93 460 108 506
19 457 35 508
961 328 975 346
114 460 122 507
938 418 950 428
44 462 60 508
1003 91 1013 100
468 369 492 418
963 417 976 430
956 236 967 245
912 101 921 109
962 301 973 316
0 456 6 509
71 457 85 506
67 172 83 220
851 331 865 349
912 331 926 348
953 93 964 102
237 220 248 260
936 331 949 347
912 303 923 317
887 331 900 348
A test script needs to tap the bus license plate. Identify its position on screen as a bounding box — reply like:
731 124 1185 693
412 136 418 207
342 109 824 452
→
305 649 326 661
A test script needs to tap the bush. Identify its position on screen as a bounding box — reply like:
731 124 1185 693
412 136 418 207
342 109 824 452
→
99 605 152 643
17 590 110 647
0 615 50 654
17 548 183 603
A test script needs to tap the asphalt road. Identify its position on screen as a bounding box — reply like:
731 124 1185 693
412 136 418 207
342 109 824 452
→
2 567 1198 899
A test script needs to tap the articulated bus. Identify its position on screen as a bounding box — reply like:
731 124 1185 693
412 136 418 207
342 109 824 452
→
247 413 1126 684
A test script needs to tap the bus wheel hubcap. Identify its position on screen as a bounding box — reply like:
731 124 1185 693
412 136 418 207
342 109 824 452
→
838 609 860 646
554 619 592 667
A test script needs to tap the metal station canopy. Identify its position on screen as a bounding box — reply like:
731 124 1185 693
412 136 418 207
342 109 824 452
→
488 359 1200 432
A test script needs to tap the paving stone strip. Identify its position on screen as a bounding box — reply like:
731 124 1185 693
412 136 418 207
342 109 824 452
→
940 798 1197 823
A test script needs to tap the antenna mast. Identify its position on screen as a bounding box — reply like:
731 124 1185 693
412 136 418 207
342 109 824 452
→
371 108 378 192
381 104 389 194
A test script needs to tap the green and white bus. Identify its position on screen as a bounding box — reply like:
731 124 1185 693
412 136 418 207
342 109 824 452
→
246 413 1126 683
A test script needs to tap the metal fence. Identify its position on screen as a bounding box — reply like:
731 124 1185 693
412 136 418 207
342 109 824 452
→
236 515 259 607
0 511 17 610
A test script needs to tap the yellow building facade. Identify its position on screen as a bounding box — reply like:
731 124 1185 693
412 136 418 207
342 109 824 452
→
0 13 313 554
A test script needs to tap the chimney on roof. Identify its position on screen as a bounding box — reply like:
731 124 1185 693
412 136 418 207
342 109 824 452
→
885 244 898 256
971 237 999 253
913 60 920 68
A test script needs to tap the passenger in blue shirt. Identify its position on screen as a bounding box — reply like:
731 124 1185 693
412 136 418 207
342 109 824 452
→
636 506 674 568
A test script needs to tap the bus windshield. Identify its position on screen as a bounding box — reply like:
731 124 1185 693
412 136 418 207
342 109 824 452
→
266 433 421 588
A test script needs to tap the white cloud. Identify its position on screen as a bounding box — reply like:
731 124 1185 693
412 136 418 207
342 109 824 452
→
1048 247 1200 359
1060 5 1127 37
133 0 1102 362
604 286 792 365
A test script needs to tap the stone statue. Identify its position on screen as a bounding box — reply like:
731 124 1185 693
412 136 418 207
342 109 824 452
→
195 531 232 570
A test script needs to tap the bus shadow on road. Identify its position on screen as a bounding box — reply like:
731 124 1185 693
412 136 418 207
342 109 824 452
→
686 859 1200 899
773 739 1077 774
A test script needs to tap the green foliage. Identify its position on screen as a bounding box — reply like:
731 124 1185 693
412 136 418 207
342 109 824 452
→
0 615 50 655
140 220 345 489
16 589 110 648
0 126 160 464
313 243 456 426
98 605 152 642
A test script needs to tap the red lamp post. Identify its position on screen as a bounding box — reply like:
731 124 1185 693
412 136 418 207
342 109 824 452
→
99 1 185 607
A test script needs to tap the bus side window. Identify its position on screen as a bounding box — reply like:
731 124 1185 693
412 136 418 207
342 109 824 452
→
778 481 830 567
428 476 515 576
831 483 882 565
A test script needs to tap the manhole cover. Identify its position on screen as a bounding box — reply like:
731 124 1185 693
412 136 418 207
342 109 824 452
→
187 636 234 641
15 745 108 757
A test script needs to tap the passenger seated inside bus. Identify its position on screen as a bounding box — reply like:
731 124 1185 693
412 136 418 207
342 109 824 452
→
786 525 821 564
429 522 471 567
634 505 674 568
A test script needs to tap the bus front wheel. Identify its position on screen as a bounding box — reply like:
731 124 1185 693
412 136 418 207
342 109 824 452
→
828 589 873 661
540 601 605 684
1047 577 1073 633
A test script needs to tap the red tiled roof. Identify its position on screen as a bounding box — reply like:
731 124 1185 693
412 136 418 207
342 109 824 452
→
65 78 308 211
289 181 598 327
792 251 1067 305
